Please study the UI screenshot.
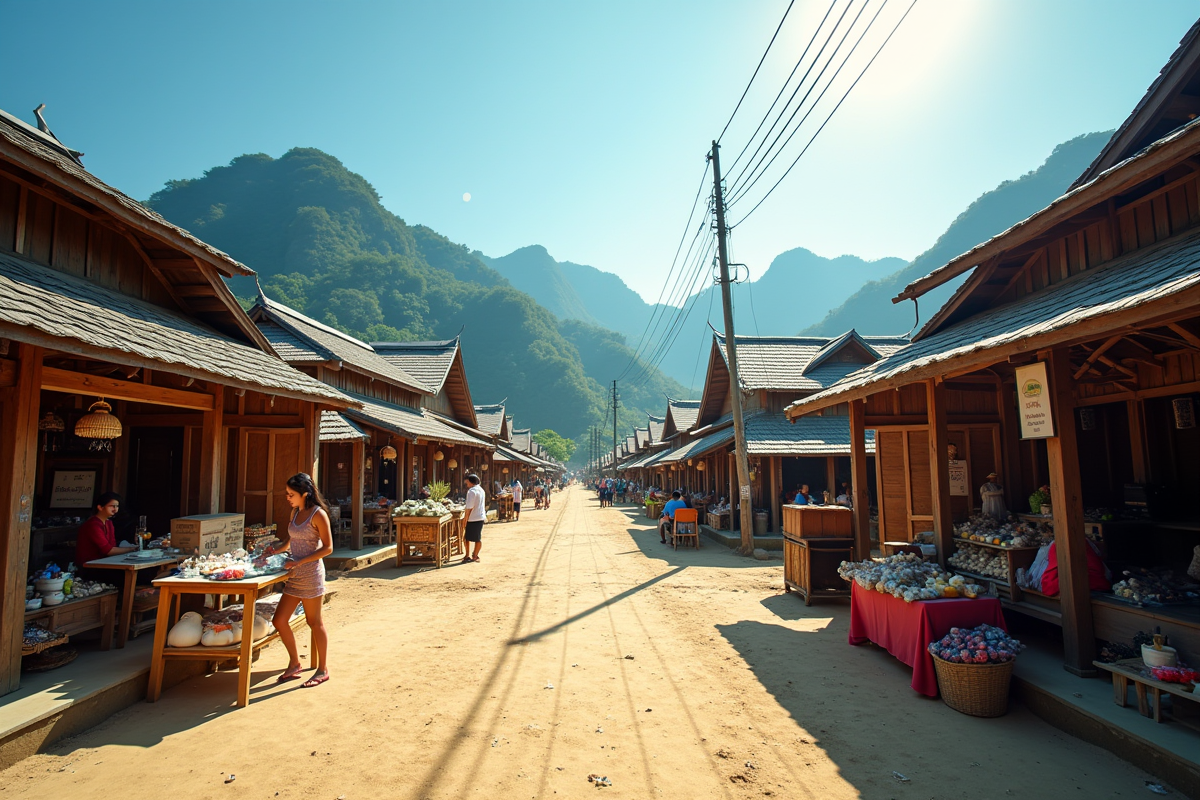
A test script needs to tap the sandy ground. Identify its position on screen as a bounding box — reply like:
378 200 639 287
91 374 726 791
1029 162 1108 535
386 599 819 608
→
1 486 1169 799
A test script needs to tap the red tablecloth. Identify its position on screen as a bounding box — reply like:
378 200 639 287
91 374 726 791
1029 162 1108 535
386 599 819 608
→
848 583 1007 696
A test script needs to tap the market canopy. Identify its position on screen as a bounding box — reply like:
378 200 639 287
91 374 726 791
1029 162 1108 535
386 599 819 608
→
319 411 369 443
0 249 353 407
743 413 876 456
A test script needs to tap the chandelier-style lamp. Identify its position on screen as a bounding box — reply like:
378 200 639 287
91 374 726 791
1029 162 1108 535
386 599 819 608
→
75 398 122 452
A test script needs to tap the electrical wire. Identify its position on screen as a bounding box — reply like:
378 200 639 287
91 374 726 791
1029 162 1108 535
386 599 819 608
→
615 160 711 380
689 285 716 391
725 0 857 195
724 0 839 180
733 0 918 225
717 0 797 144
727 0 878 206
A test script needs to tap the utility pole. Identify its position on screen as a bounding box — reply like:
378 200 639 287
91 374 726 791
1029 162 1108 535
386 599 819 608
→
611 380 619 481
711 140 755 554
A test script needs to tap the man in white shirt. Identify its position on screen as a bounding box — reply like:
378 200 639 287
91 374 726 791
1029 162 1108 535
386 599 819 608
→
462 474 486 563
511 480 523 521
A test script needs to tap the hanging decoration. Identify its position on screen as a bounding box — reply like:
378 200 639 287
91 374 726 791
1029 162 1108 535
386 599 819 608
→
380 445 398 462
481 462 488 471
447 459 458 470
696 461 706 471
74 399 122 451
1078 407 1098 432
434 450 445 461
38 410 65 452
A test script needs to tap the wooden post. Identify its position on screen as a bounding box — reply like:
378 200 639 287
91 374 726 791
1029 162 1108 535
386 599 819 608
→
849 400 871 560
927 379 953 565
1126 399 1147 484
999 382 1023 512
769 456 781 533
302 403 318 482
0 344 43 694
825 456 836 503
110 400 128 497
351 437 364 550
198 384 224 514
1046 348 1097 676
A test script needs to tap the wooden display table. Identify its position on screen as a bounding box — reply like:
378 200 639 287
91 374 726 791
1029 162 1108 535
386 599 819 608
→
394 513 455 567
86 552 182 647
784 534 853 606
782 504 852 538
950 537 1041 601
495 494 515 522
645 501 664 519
707 510 731 530
1093 658 1200 727
447 509 466 560
24 590 117 651
147 571 291 708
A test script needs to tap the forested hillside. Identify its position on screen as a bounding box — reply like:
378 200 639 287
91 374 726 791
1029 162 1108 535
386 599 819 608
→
146 148 682 438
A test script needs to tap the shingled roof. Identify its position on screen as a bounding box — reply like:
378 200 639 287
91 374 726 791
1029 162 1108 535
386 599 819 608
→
0 250 352 405
715 332 909 392
635 428 650 449
474 401 507 437
743 413 875 456
511 428 532 453
319 410 369 442
0 109 253 279
343 393 492 448
371 338 459 392
786 223 1200 417
662 400 699 438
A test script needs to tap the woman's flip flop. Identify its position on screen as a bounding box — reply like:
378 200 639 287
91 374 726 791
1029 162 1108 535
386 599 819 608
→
302 672 330 688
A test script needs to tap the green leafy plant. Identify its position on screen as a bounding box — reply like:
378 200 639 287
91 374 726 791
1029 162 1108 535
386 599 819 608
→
425 481 451 502
1029 485 1051 514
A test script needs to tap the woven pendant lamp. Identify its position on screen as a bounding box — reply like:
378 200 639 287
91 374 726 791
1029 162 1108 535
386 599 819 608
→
75 399 122 451
380 445 398 462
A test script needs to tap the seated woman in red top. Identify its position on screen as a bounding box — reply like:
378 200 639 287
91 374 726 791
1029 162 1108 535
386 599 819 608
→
75 492 136 566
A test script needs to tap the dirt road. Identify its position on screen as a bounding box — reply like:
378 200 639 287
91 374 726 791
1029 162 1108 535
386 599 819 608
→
2 486 1161 798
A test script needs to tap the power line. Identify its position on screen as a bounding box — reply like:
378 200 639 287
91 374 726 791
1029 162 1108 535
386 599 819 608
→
727 0 876 206
717 0 797 144
733 0 918 225
615 161 712 380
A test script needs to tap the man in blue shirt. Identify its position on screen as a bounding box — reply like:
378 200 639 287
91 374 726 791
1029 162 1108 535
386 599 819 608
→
659 491 687 544
793 484 812 505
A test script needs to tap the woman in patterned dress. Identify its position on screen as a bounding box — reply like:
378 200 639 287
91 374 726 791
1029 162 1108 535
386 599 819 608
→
268 473 334 688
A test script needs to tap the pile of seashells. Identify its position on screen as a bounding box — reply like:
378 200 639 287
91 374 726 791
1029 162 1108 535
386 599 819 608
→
1110 567 1200 605
954 514 1052 548
837 553 985 602
947 543 1008 579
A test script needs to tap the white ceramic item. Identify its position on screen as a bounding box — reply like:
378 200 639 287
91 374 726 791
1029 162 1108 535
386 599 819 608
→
167 611 203 647
25 598 43 610
1142 643 1179 668
41 591 65 606
35 577 65 594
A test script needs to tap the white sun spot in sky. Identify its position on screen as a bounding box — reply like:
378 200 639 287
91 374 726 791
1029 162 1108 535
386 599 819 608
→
462 192 471 202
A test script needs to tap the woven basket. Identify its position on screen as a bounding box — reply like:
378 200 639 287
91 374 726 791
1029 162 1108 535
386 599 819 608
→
931 654 1015 717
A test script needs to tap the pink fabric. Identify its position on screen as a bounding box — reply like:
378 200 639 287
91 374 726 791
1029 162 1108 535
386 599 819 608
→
848 583 1007 696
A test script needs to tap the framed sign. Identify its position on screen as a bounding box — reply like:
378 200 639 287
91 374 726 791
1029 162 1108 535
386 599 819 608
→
49 470 97 509
948 459 968 496
1015 362 1055 440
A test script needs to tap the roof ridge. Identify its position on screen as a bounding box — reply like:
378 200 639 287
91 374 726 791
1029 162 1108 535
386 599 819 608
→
259 294 377 353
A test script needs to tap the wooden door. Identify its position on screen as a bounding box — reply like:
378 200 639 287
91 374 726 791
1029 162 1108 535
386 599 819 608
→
237 428 304 526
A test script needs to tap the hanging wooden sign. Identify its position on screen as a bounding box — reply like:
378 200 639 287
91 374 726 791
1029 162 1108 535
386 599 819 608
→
1015 362 1055 439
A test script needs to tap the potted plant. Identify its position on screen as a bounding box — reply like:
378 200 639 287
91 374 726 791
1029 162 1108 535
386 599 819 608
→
1028 485 1051 516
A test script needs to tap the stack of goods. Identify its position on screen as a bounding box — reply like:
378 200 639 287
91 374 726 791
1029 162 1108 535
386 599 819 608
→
244 523 278 551
1109 567 1200 605
166 597 289 648
948 544 1008 580
1149 666 1199 686
837 554 985 602
954 514 1051 548
392 499 454 517
928 625 1024 664
26 566 115 609
22 624 68 653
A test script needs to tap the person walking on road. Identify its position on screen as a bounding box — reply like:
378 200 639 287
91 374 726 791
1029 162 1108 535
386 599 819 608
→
511 479 523 520
462 473 486 563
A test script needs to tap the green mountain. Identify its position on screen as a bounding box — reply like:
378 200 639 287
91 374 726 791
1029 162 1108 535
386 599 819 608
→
803 131 1114 335
145 147 683 438
485 244 906 389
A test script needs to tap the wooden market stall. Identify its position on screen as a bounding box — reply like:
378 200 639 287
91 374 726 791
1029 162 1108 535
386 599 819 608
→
785 91 1200 675
0 108 355 695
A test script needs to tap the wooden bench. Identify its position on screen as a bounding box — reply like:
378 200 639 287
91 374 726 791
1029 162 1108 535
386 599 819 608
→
1093 658 1200 727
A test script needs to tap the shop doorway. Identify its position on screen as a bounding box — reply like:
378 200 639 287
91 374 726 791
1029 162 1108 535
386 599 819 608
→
125 427 184 537
377 457 397 500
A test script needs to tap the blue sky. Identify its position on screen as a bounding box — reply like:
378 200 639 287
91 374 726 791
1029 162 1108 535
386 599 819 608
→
2 1 1197 301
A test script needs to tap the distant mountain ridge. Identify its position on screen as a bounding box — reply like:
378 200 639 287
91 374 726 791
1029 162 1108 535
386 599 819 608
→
145 148 684 439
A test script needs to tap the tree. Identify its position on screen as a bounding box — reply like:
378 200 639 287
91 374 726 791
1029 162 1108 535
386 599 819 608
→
533 429 576 462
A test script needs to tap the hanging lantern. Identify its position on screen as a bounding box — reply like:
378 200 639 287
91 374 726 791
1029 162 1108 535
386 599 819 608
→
380 445 398 462
74 399 122 451
448 459 458 470
38 411 65 432
434 450 445 461
481 462 489 471
502 466 510 474
1174 397 1196 429
696 461 706 471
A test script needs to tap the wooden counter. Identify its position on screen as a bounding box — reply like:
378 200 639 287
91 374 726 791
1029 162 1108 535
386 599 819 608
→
782 504 852 538
394 513 456 567
783 534 853 605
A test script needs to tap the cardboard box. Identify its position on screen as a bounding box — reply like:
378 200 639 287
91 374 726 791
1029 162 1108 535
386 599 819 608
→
170 513 246 556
